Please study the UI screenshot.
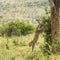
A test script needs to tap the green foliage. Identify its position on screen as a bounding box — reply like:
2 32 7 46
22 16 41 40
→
15 20 35 35
0 20 35 37
38 8 52 55
53 34 60 54
40 15 52 55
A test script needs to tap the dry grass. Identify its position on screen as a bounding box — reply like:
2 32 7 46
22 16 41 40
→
0 34 60 60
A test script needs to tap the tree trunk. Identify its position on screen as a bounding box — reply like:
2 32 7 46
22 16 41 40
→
49 0 60 54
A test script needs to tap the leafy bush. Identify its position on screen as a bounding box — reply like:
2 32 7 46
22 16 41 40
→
37 14 52 55
54 34 60 54
38 8 52 55
0 20 35 37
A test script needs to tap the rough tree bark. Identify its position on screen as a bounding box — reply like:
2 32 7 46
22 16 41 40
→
49 0 60 54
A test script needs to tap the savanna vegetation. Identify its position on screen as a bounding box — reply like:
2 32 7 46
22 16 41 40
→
0 0 60 60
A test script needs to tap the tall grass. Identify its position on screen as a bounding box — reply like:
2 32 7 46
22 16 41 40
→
0 34 60 60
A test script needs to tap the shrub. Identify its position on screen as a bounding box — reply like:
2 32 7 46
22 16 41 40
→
38 15 52 55
38 8 52 55
15 20 35 35
0 20 35 37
